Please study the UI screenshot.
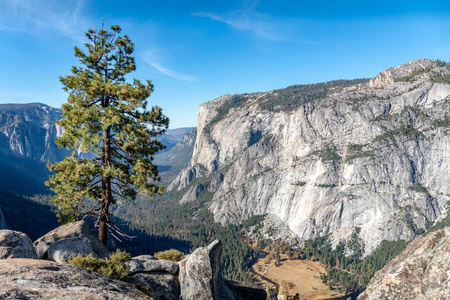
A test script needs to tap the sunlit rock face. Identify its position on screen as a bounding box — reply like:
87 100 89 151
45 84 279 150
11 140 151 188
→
0 103 67 162
358 227 450 300
170 59 450 255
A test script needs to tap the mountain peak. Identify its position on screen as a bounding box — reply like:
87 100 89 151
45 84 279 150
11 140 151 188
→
369 59 436 87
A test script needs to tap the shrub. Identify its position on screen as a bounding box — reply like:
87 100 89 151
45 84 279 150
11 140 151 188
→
67 249 131 281
154 249 185 262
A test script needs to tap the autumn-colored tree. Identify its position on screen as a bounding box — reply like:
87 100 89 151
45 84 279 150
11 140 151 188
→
47 24 169 245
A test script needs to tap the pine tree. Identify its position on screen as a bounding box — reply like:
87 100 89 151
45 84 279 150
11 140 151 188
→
275 247 280 266
286 246 292 260
47 24 169 245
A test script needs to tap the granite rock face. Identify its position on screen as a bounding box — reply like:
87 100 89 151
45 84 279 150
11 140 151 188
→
369 59 433 88
0 258 152 300
47 236 97 263
358 227 450 300
128 272 179 300
170 59 450 254
126 255 180 300
34 220 109 262
0 230 36 259
179 183 205 204
178 239 238 300
0 103 67 162
126 255 179 275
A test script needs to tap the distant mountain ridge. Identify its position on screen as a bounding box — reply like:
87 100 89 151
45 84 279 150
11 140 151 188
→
169 59 450 255
0 103 195 238
0 102 193 161
0 103 67 162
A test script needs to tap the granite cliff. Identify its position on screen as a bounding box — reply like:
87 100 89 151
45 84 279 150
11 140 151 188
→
358 227 450 299
169 59 450 254
0 103 67 162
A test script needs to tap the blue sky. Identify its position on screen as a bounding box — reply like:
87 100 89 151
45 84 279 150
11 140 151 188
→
1 0 450 128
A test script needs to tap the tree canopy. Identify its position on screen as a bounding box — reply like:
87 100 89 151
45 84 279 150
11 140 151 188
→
47 24 169 244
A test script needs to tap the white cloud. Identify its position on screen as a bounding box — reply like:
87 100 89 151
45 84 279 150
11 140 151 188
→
193 0 297 42
143 50 195 82
193 10 286 41
0 0 88 41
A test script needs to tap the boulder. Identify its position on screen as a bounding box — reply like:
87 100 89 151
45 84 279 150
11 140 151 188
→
0 230 36 259
128 272 179 300
126 255 180 300
126 255 179 275
0 258 152 299
47 236 96 263
225 280 267 300
178 239 238 300
34 220 109 263
358 227 450 300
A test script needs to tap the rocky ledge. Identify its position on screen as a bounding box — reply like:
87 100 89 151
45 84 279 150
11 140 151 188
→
0 222 266 300
358 227 450 300
0 258 151 300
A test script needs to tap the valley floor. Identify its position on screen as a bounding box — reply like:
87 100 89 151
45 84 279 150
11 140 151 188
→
251 253 345 299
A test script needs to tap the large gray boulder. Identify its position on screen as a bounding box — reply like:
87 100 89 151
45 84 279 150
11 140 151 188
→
358 227 450 300
126 255 180 300
178 239 238 300
0 229 36 259
0 258 152 299
128 272 179 300
0 230 36 259
0 207 6 229
126 255 179 275
34 220 109 263
47 236 97 263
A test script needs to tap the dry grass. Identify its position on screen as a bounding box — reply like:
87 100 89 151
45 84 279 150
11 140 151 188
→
253 254 345 300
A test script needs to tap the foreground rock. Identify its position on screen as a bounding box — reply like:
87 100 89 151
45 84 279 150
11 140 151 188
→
225 280 268 300
0 230 36 259
178 240 238 300
129 273 179 300
34 220 109 263
126 255 180 300
0 258 151 299
358 227 450 300
126 255 179 275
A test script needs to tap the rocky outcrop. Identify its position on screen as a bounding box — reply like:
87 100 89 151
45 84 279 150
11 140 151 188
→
180 183 205 204
129 273 179 300
126 255 180 300
0 207 6 229
34 220 109 263
369 58 433 87
0 227 262 300
358 227 450 300
0 258 152 299
178 239 238 300
0 230 36 259
170 59 450 254
225 280 268 300
126 255 179 275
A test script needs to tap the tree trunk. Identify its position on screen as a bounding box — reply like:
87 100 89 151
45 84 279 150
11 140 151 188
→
99 126 112 245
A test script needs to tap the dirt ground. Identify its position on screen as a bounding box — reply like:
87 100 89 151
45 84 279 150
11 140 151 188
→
252 254 345 299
